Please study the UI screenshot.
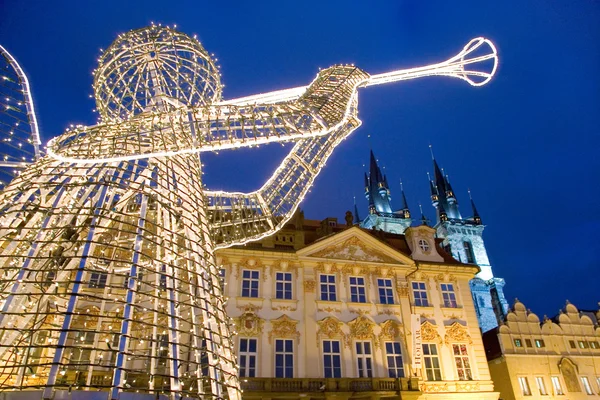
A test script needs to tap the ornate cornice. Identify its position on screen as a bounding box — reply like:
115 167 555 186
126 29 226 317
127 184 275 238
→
310 236 397 263
379 319 402 341
317 316 345 339
236 257 267 281
235 311 264 337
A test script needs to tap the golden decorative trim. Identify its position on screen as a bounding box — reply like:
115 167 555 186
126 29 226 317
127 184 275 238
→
420 382 450 393
396 282 409 297
317 316 344 339
272 259 298 273
234 311 264 337
303 279 316 293
444 321 472 345
421 321 442 344
379 319 402 341
456 382 480 392
268 315 300 343
434 273 457 284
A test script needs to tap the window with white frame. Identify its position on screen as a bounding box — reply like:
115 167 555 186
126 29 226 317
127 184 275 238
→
239 338 258 378
349 276 366 303
275 272 293 299
385 342 404 378
320 274 337 301
355 341 373 378
241 270 259 298
535 376 548 395
452 343 473 380
323 340 342 378
412 281 429 306
377 278 394 304
274 339 294 378
550 376 564 395
518 376 532 396
422 343 442 381
440 283 458 308
89 271 108 288
581 376 593 395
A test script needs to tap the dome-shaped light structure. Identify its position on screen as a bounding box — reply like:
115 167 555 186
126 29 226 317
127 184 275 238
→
94 25 222 121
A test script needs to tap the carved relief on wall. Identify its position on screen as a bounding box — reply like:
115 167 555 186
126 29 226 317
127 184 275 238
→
235 310 264 337
456 382 480 392
421 321 442 344
268 315 300 344
303 279 316 293
559 358 581 393
434 273 457 284
315 262 337 274
317 316 345 339
215 255 229 267
311 236 397 263
444 322 473 345
420 382 449 393
348 316 376 341
235 257 267 280
379 319 402 341
272 259 298 274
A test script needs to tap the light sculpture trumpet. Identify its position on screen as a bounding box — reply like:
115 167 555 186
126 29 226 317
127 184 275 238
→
0 26 497 400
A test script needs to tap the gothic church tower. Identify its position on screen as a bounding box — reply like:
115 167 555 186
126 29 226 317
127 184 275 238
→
429 153 509 332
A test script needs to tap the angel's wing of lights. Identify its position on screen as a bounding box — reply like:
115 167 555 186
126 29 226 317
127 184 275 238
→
0 45 42 189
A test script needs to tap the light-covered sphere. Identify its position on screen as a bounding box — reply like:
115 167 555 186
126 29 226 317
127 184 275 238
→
94 25 221 121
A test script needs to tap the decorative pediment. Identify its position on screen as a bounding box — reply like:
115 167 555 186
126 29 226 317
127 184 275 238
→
421 321 442 344
268 314 300 343
309 236 397 263
235 257 267 280
444 322 472 345
317 317 344 339
348 316 376 341
379 319 403 341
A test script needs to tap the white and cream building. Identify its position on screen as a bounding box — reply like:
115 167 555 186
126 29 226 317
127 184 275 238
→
216 213 500 399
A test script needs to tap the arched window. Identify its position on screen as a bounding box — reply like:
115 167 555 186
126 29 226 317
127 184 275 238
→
463 241 475 264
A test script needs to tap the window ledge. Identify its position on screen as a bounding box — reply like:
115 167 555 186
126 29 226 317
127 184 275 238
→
316 300 343 313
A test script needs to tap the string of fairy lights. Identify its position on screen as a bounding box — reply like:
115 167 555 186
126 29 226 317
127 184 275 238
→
0 24 497 399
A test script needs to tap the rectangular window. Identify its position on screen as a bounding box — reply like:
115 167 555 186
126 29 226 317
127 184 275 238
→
349 276 366 303
581 376 593 395
551 376 564 395
89 271 108 288
514 339 522 347
320 274 337 301
275 272 293 300
590 341 599 349
241 270 259 298
518 376 532 396
323 340 342 378
535 339 545 348
597 377 600 393
385 342 404 378
569 340 576 349
440 283 458 308
239 338 257 378
525 339 532 347
452 344 473 380
422 343 442 381
412 282 429 307
535 376 548 395
463 241 475 263
579 340 589 349
355 341 373 378
377 278 394 304
274 339 294 378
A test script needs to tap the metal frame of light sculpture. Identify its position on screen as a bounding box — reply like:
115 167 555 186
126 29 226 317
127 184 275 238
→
0 45 42 189
0 25 497 400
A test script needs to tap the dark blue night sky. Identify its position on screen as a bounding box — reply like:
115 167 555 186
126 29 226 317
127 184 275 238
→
1 0 598 318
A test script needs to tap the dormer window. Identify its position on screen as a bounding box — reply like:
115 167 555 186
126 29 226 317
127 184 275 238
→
418 239 430 253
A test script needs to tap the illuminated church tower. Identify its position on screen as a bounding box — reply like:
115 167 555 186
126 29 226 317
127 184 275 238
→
359 150 412 234
428 152 509 332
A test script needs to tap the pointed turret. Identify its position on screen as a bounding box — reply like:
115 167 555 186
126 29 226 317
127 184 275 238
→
365 150 393 215
418 203 428 226
353 196 361 224
429 145 461 221
399 180 410 218
468 189 482 225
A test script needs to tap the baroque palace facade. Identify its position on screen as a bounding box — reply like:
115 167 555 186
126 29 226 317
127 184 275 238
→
216 211 499 400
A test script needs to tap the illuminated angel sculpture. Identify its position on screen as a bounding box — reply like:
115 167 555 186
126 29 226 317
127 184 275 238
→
0 26 497 399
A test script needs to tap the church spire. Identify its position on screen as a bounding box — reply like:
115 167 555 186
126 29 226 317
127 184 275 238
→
364 149 393 215
354 196 361 224
429 146 461 221
468 189 482 225
399 179 410 218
